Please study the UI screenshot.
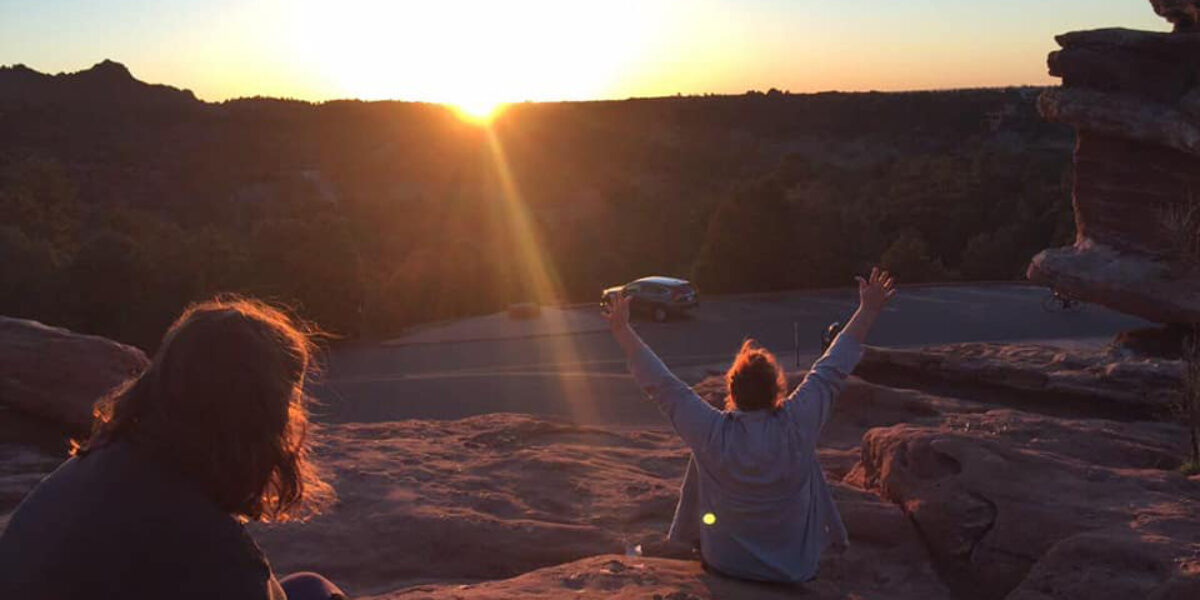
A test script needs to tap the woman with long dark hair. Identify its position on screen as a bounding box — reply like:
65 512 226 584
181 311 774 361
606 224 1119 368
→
1 297 343 599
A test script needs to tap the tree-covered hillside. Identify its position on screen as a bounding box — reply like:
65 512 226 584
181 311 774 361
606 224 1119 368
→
0 62 1075 349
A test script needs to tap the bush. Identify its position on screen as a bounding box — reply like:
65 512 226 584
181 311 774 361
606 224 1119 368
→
0 226 58 319
881 230 950 283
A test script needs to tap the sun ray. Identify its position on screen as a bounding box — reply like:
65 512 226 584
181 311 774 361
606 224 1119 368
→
483 126 598 423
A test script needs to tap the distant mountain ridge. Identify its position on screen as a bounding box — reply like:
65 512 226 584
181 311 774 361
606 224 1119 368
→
0 59 199 110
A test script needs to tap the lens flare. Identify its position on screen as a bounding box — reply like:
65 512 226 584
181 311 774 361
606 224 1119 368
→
483 127 598 423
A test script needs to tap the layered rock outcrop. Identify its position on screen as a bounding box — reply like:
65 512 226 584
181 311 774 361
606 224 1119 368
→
849 409 1200 600
856 342 1184 418
1027 11 1200 325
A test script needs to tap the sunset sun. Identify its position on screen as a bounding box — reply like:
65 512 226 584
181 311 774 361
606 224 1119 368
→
453 98 504 124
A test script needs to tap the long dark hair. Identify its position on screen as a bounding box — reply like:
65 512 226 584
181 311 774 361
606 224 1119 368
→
72 296 334 522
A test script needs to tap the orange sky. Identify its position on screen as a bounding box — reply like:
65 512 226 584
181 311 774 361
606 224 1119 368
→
0 0 1168 109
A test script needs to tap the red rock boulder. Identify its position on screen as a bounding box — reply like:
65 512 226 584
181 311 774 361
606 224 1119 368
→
849 409 1200 599
0 316 148 432
1028 25 1200 325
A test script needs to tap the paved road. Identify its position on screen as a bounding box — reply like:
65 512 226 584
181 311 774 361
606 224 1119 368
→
312 284 1149 427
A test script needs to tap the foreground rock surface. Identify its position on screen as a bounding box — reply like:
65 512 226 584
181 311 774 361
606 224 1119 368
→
368 554 891 600
0 316 148 432
850 409 1200 599
3 320 1198 600
253 410 948 598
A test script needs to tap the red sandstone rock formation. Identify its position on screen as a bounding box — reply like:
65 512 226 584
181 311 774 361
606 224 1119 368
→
0 316 148 432
1027 20 1200 324
1151 0 1200 32
849 409 1200 600
5 333 1198 598
251 408 952 597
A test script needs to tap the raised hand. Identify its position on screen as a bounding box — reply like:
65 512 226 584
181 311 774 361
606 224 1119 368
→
603 293 633 332
854 267 896 314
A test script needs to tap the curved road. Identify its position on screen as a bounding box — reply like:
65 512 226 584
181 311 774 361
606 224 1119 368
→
313 284 1148 426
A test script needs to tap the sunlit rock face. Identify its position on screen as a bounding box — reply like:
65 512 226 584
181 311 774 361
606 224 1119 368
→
1027 21 1200 325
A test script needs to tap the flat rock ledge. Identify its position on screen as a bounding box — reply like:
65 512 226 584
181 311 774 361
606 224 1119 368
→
857 340 1184 418
251 412 949 598
1027 241 1200 325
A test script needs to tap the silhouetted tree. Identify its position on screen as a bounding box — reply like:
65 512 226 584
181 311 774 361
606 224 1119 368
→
65 231 148 344
0 157 81 252
693 179 794 293
881 230 950 283
0 226 57 319
249 216 365 335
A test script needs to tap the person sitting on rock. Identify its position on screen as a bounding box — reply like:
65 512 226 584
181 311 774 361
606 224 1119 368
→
604 268 896 583
0 297 345 600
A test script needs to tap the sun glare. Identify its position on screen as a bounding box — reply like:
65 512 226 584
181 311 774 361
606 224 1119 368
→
290 1 661 106
453 99 504 124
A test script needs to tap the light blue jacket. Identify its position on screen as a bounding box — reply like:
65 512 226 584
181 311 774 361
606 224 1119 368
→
628 332 862 582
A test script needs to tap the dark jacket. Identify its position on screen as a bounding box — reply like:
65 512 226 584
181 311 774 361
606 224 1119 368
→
0 440 285 599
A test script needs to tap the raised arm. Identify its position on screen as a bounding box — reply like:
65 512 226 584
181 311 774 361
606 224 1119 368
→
842 267 894 344
785 268 895 436
606 295 720 449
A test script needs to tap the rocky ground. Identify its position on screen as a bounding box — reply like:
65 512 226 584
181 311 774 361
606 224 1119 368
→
366 554 907 600
246 366 1200 600
3 316 1200 599
248 387 954 598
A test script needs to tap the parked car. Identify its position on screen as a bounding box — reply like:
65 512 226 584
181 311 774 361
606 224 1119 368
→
601 276 699 322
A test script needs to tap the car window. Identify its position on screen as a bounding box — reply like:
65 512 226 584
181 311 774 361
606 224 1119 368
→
625 283 640 293
645 283 664 294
